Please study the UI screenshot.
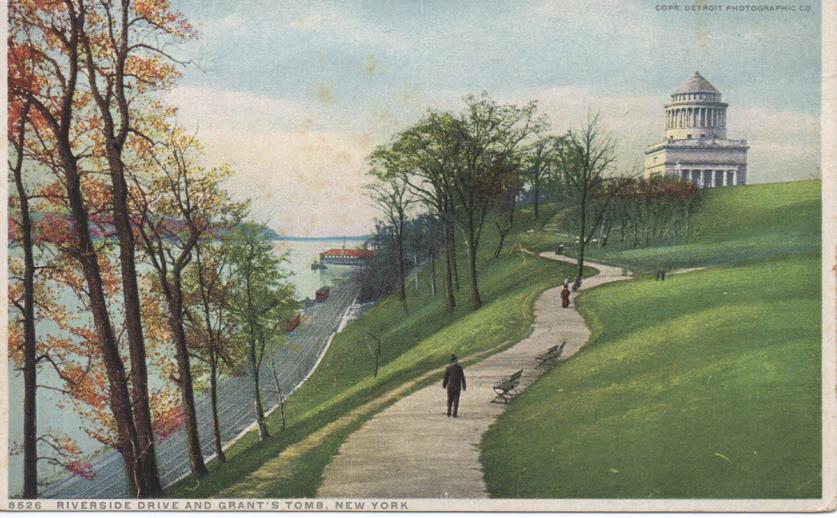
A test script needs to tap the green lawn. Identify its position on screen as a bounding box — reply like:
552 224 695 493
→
166 203 578 498
481 180 822 498
560 181 820 271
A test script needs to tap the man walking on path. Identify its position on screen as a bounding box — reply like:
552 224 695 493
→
443 355 466 417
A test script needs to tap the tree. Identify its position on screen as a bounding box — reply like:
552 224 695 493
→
183 226 243 463
405 215 445 297
449 94 545 309
604 175 699 249
380 112 462 311
366 173 412 313
556 114 618 280
521 134 561 221
8 1 162 495
8 97 39 498
132 129 234 478
77 0 196 492
225 223 296 440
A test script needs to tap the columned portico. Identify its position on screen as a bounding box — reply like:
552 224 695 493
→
644 72 749 187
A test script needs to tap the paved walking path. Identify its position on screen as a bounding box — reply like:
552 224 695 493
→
317 253 630 498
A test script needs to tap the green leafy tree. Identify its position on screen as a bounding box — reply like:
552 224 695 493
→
224 223 296 440
449 94 546 309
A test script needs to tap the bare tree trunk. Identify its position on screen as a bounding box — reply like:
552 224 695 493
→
166 285 208 477
533 178 540 220
494 196 517 259
246 278 269 440
448 221 460 291
429 248 438 297
466 220 482 309
105 152 161 495
396 218 407 313
208 347 225 462
467 243 481 309
270 351 286 431
12 102 38 498
251 342 269 440
443 228 456 311
577 197 587 280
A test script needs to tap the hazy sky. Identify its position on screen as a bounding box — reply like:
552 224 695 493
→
171 0 821 236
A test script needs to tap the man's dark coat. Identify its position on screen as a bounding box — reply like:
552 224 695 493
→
443 363 466 392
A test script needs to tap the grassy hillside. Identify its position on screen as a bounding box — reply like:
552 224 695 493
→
481 181 822 498
583 181 820 270
166 203 580 498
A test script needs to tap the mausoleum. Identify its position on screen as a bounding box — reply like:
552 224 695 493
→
644 71 748 187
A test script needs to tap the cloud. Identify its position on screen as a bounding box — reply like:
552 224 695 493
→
168 86 377 236
195 12 246 39
288 2 408 52
167 86 309 133
203 129 376 237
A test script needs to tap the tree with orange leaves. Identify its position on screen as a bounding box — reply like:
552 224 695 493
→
8 0 195 496
130 125 243 478
75 1 195 492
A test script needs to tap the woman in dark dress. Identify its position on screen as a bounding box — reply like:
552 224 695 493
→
561 279 571 308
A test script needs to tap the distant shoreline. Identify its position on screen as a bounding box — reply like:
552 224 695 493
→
274 236 369 242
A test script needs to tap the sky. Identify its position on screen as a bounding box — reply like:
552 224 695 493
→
170 0 821 237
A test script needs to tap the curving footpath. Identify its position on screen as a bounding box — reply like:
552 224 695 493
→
317 253 630 498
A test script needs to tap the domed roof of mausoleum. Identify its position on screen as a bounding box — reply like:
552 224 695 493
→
673 71 720 95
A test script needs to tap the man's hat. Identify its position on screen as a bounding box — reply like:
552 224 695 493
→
450 354 458 362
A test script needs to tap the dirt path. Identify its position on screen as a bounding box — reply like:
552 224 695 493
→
316 253 630 498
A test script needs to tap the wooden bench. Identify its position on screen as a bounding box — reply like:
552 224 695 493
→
491 369 523 404
535 341 566 370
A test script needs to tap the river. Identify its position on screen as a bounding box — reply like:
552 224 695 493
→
7 238 365 498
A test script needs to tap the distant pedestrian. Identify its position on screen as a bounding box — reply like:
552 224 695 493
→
561 279 571 308
572 277 582 292
442 354 466 418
